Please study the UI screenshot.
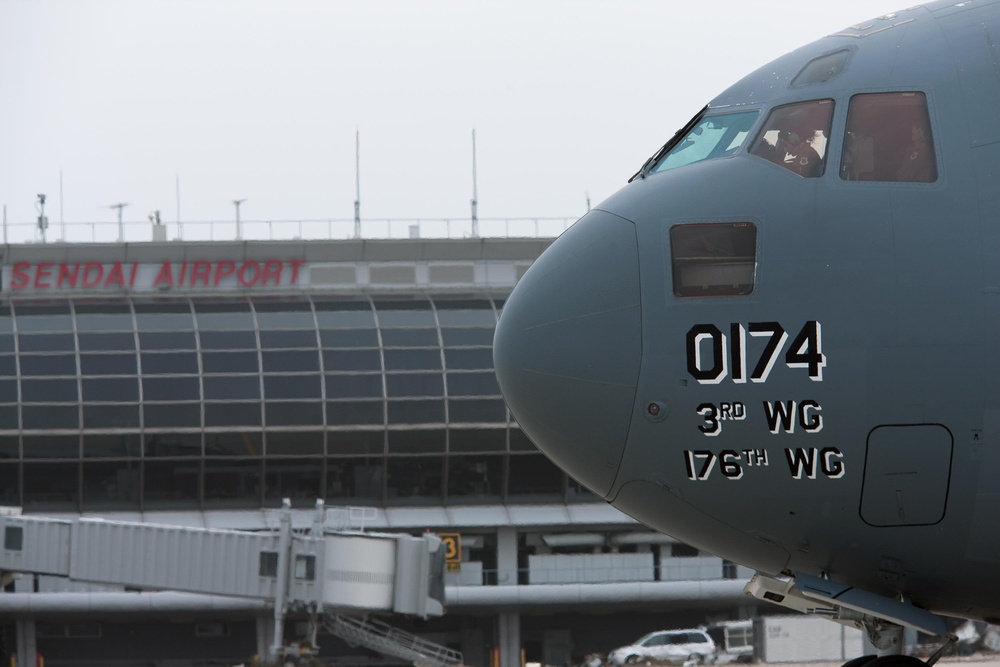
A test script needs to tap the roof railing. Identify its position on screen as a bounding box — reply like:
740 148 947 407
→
1 216 576 245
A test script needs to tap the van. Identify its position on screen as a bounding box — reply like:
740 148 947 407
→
607 629 717 666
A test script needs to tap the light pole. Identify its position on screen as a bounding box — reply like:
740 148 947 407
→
233 199 246 240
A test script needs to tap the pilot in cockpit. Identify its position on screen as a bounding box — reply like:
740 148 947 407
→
776 127 823 178
750 100 832 179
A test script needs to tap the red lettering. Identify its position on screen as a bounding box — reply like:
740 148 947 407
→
11 263 29 290
191 261 211 286
57 263 80 288
260 260 282 285
6 259 312 292
34 262 54 289
288 259 305 284
104 262 125 288
152 262 174 288
238 260 260 287
82 262 104 288
214 260 235 286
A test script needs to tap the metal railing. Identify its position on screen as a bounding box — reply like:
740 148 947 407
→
325 506 379 532
1 216 577 245
323 614 464 667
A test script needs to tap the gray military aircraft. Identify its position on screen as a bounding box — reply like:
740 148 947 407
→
493 2 1000 666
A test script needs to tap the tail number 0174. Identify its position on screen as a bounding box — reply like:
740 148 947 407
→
687 321 825 384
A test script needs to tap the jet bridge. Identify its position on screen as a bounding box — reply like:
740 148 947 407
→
0 500 461 666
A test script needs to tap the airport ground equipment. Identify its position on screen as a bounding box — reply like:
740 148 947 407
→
0 500 461 666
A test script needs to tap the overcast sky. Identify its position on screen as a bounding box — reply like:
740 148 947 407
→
0 0 908 240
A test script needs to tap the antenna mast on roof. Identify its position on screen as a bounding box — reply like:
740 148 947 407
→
354 130 361 239
59 170 64 241
471 129 479 238
109 202 128 242
176 174 182 240
36 194 48 244
233 199 246 241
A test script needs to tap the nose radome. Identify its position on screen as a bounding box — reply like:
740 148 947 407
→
494 210 641 498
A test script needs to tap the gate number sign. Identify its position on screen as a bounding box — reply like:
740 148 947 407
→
439 533 461 563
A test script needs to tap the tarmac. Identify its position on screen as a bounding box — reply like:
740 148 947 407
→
765 655 1000 667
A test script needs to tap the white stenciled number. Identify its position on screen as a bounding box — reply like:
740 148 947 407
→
697 403 721 436
784 320 826 381
687 321 824 384
719 450 744 479
684 450 717 480
730 323 746 383
684 450 744 481
686 324 728 384
748 322 787 383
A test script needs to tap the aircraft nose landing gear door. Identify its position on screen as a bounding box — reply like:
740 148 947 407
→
860 424 953 527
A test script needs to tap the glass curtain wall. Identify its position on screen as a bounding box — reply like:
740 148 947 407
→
2 294 585 511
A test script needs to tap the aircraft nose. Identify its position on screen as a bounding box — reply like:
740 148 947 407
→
494 210 641 498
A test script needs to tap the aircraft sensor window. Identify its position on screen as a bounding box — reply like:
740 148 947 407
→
650 111 760 174
749 99 834 177
670 222 757 298
791 49 852 86
840 91 937 182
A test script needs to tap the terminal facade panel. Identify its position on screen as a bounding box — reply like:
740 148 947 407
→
0 239 759 667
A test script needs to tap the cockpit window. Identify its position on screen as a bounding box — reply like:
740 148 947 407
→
840 92 937 183
670 223 757 298
650 111 760 174
750 99 834 177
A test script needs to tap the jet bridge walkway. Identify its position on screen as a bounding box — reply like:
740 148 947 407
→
0 500 462 666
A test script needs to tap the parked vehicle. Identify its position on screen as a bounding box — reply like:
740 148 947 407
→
607 629 717 666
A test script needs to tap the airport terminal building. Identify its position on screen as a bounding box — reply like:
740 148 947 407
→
0 233 758 666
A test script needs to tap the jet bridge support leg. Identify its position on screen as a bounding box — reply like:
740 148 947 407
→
257 616 276 663
269 498 293 663
16 618 36 667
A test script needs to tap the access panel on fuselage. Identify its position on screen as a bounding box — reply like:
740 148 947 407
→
860 424 953 526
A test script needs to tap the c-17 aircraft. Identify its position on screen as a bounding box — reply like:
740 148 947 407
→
494 2 1000 667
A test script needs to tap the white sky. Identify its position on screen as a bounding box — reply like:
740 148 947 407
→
0 0 907 236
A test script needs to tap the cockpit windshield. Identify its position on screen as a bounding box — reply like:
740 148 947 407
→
650 110 760 174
